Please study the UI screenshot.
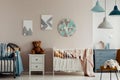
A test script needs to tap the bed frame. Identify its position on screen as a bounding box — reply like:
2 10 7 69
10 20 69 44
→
0 43 19 78
53 48 83 75
52 48 95 77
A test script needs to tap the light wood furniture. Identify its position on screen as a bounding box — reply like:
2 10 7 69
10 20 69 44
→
100 66 119 80
29 54 45 75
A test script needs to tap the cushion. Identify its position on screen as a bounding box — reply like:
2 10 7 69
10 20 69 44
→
0 43 8 57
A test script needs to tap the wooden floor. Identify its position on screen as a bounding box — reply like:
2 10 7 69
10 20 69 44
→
0 73 120 80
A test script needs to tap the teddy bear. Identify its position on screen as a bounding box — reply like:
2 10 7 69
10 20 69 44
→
31 41 44 54
54 50 64 58
104 59 120 71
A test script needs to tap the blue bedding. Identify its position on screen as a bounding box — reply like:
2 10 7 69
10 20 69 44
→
15 51 24 76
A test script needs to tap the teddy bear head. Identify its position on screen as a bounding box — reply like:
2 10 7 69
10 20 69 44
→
32 41 41 48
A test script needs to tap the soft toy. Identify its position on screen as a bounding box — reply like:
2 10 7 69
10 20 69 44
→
31 41 44 54
104 59 120 71
54 50 64 58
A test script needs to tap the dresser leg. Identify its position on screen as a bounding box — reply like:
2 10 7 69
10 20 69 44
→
100 70 102 80
29 71 31 75
110 71 111 80
115 71 119 80
43 71 44 75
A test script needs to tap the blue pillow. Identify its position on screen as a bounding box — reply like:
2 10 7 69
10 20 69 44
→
0 43 7 57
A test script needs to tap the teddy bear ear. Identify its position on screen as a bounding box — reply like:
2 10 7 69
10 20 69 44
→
38 41 41 43
32 41 35 44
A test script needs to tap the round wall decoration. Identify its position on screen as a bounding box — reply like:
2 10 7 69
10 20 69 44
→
57 18 76 37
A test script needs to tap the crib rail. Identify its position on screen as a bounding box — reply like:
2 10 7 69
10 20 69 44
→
53 48 95 77
53 49 84 75
0 43 17 78
53 49 83 59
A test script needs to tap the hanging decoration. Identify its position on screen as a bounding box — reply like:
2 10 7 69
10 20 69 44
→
57 18 76 37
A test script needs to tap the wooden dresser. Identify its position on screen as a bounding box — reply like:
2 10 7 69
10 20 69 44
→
93 49 117 72
29 54 45 75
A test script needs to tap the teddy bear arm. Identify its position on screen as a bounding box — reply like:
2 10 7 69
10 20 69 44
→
40 48 44 52
31 50 35 54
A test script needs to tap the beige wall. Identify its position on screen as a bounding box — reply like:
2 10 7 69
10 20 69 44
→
93 0 120 49
0 0 92 72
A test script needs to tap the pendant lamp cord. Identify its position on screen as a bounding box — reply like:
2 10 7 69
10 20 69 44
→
115 0 116 5
105 0 106 17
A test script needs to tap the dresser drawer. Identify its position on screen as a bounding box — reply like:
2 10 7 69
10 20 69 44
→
30 64 44 71
30 55 44 63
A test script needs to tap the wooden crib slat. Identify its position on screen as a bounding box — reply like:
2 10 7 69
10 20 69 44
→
7 58 8 72
4 59 5 72
0 60 1 72
13 55 16 78
9 47 12 72
10 48 12 72
0 43 2 72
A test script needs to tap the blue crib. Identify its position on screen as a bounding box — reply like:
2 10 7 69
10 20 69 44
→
0 43 23 78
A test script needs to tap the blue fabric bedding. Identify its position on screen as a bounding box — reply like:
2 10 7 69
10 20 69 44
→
0 43 7 57
15 51 24 76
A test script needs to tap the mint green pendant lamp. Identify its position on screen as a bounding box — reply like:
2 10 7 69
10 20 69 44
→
98 0 113 29
91 0 105 12
109 0 120 15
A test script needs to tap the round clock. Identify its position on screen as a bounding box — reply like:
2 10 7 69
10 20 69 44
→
57 18 76 37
